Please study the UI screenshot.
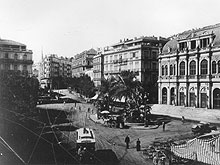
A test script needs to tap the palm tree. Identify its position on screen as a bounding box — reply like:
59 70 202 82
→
96 75 117 111
111 71 143 109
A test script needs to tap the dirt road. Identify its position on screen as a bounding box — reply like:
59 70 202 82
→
45 103 194 165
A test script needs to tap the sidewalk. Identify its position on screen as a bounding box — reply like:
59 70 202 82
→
151 104 220 124
90 105 220 128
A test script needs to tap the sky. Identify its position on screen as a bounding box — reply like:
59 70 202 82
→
0 0 220 63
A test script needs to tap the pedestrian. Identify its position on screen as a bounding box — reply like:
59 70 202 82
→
181 116 185 123
63 101 66 106
79 106 81 111
162 122 166 131
88 108 90 113
125 135 130 149
136 138 141 151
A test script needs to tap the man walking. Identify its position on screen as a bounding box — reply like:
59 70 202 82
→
136 138 141 151
125 135 130 149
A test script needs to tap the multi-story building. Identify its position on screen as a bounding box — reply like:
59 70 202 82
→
41 54 72 88
72 48 97 77
0 39 33 76
158 23 220 109
102 36 168 103
93 49 104 87
32 62 41 80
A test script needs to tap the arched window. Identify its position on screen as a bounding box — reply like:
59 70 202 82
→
162 66 164 76
212 61 217 74
218 61 220 73
201 59 208 75
170 65 173 75
165 65 168 75
14 54 18 60
189 60 196 75
23 54 27 60
173 64 176 75
162 87 167 104
180 61 185 75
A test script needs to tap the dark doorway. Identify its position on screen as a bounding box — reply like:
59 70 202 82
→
170 88 175 105
213 88 220 109
180 92 185 106
162 88 167 104
189 93 196 107
201 93 207 108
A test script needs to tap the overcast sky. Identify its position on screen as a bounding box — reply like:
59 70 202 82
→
0 0 220 62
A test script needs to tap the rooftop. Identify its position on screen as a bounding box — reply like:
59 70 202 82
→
162 23 220 54
0 39 26 47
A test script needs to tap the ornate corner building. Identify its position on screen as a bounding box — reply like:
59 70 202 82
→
41 54 72 89
72 48 97 77
158 23 220 109
0 39 33 76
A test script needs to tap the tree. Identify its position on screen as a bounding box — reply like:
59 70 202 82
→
111 71 143 108
78 74 96 98
96 75 117 111
0 71 39 117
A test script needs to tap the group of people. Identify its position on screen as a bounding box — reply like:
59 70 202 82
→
125 135 141 151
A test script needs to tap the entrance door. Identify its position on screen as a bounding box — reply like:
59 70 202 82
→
162 88 167 104
201 93 207 108
189 93 196 107
213 88 220 109
170 88 175 105
180 92 185 106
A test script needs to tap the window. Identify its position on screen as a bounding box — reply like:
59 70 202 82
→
218 61 220 73
14 65 18 71
191 40 196 49
189 60 196 75
165 65 168 75
152 51 158 59
179 42 187 51
23 54 27 60
14 54 18 60
132 52 136 58
144 50 149 58
5 53 9 58
4 64 10 70
173 64 176 75
212 61 216 74
170 65 173 75
124 53 127 60
23 65 27 70
110 56 112 62
180 61 185 75
200 38 210 48
201 59 208 75
162 66 164 76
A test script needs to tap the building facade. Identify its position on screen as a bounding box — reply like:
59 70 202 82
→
72 48 97 77
0 39 33 76
158 23 220 109
32 62 41 81
41 54 72 88
93 49 104 87
102 36 168 102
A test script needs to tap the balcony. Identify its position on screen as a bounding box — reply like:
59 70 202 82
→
188 75 196 79
178 75 185 79
0 58 33 64
199 75 209 79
